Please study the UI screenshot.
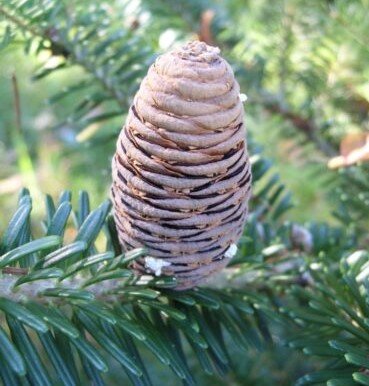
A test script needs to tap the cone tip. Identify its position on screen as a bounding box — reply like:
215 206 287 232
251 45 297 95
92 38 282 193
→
173 40 221 63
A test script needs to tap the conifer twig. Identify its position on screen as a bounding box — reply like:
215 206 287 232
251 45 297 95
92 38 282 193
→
11 73 22 134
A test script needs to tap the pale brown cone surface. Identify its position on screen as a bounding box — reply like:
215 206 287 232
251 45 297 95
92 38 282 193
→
111 41 252 289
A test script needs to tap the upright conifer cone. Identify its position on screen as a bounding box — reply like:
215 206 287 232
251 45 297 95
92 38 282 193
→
112 41 252 289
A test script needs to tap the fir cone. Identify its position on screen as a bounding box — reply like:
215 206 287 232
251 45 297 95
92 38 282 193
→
111 41 252 289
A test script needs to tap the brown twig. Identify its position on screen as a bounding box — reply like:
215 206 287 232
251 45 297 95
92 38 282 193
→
199 9 215 45
11 73 22 134
2 267 29 275
261 97 337 157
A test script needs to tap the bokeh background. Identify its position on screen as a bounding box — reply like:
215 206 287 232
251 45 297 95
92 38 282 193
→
0 0 368 384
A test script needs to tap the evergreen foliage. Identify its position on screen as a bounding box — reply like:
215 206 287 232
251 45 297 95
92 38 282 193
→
0 188 273 385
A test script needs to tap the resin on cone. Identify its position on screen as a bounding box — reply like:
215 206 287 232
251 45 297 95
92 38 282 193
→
112 41 251 289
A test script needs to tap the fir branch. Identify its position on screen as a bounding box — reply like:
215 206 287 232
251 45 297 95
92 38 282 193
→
0 4 126 108
0 274 126 303
261 95 337 157
0 189 277 384
0 4 40 37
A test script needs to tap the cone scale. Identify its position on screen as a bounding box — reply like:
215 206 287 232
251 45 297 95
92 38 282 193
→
112 41 251 289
